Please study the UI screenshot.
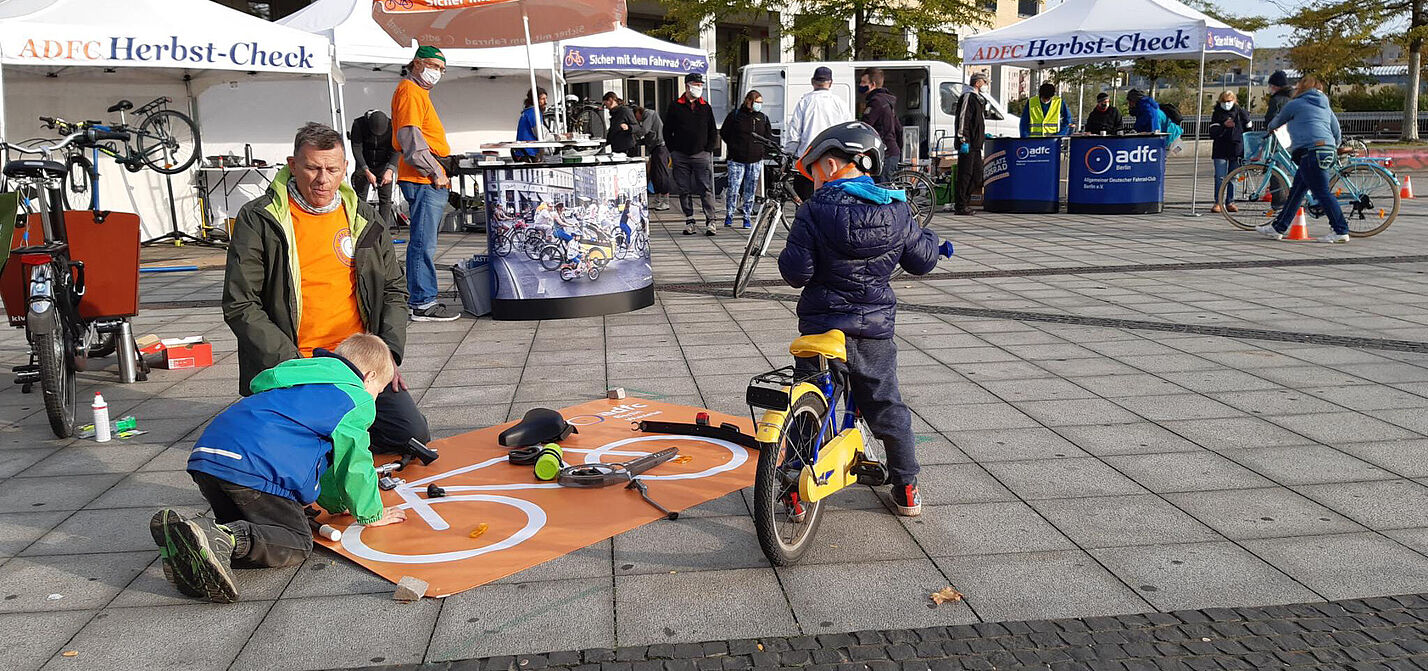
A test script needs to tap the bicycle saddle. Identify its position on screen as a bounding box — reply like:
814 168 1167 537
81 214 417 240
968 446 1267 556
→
790 329 847 362
499 407 577 447
3 159 65 180
106 99 133 114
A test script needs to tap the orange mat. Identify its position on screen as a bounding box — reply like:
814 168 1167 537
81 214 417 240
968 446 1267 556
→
314 398 757 597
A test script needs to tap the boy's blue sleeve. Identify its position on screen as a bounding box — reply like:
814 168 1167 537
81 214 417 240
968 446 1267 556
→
778 206 817 288
898 204 940 276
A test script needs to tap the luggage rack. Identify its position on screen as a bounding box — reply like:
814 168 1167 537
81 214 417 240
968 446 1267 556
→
745 365 823 413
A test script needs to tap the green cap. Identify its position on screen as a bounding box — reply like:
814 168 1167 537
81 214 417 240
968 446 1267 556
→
415 45 446 63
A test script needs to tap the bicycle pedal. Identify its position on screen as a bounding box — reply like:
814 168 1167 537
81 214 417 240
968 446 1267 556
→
850 459 889 487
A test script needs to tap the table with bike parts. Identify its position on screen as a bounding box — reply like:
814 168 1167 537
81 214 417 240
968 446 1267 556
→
981 136 1063 213
196 165 277 239
1066 133 1168 214
477 156 654 320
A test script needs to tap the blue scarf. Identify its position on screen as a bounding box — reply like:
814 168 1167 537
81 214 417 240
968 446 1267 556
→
827 175 906 204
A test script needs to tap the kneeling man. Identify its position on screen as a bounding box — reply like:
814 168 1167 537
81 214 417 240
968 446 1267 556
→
224 122 431 452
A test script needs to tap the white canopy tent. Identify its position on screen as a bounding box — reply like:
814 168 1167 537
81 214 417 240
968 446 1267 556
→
961 0 1254 213
0 0 337 239
560 26 709 84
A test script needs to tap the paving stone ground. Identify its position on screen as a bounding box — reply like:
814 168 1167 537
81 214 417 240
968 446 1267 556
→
2 160 1428 670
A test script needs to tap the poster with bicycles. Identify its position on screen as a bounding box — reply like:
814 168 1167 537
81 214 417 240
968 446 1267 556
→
311 398 756 597
485 162 652 300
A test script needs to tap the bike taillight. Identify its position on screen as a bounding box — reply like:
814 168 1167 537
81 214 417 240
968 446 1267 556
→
17 253 52 266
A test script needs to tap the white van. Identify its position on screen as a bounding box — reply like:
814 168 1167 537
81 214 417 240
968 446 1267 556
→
739 60 1019 160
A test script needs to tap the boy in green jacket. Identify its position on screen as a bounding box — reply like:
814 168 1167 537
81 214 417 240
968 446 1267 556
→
152 333 407 603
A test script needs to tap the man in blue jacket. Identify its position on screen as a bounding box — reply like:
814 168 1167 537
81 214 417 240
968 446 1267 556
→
778 122 952 516
1256 75 1351 244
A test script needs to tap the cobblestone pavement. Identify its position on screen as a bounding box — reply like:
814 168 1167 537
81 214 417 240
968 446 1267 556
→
363 593 1428 671
2 160 1428 670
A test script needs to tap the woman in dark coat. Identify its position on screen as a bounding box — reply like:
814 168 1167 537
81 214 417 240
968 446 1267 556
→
1208 90 1251 213
718 90 772 228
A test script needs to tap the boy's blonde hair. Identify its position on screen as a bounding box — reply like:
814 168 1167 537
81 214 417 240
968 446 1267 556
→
334 333 395 387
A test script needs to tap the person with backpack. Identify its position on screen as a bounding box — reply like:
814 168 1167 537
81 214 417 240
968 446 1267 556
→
633 104 672 210
719 90 772 228
1127 89 1183 149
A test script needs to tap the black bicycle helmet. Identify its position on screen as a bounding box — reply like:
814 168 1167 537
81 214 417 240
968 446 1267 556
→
796 121 886 179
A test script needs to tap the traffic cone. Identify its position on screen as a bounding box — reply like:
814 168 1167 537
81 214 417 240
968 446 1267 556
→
1285 208 1311 240
1260 190 1273 203
1401 175 1415 199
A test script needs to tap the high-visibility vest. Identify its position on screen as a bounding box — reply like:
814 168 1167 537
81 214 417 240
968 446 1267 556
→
1028 97 1063 137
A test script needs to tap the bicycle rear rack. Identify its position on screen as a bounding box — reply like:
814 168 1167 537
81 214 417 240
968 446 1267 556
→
745 365 822 412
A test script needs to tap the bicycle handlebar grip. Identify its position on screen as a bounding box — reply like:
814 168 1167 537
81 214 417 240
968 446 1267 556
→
89 129 131 142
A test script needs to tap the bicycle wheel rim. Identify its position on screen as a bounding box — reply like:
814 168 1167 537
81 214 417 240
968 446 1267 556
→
890 170 934 229
139 110 201 174
1330 165 1399 237
62 155 95 210
734 204 777 297
1220 164 1286 231
754 391 827 564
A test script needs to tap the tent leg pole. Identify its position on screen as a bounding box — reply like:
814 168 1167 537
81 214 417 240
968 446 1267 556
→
1246 52 1254 117
0 64 7 145
1188 46 1206 217
522 7 543 141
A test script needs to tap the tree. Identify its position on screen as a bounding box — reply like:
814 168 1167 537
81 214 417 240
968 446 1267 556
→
1132 60 1201 93
1283 0 1427 141
653 0 990 61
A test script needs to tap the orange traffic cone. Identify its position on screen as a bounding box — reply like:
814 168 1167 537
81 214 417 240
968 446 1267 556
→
1401 175 1415 199
1260 190 1273 203
1285 208 1311 240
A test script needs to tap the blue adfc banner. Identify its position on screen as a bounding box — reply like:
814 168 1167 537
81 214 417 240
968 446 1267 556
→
562 45 708 75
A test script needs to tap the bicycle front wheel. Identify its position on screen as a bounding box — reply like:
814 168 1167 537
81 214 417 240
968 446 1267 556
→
734 203 779 298
34 321 77 438
753 389 828 566
1220 163 1288 231
1330 164 1400 237
62 154 95 210
889 169 935 229
137 109 201 174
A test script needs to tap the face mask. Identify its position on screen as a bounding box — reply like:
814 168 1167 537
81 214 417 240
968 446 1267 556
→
688 85 703 99
857 85 870 95
751 102 763 113
1220 102 1233 111
1097 101 1108 109
419 66 442 87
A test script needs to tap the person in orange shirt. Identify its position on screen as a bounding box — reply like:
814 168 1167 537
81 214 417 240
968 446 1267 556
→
392 45 460 322
223 122 430 454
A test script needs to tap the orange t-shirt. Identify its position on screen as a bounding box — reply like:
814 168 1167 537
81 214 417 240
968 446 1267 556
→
291 200 365 357
391 78 450 185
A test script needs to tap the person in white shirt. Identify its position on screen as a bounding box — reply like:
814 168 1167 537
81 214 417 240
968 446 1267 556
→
784 66 853 200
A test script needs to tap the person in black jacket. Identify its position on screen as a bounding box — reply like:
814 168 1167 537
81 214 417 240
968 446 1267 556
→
349 109 398 227
1264 70 1292 128
662 72 721 236
1083 92 1123 135
859 68 903 183
1209 90 1252 213
719 90 772 228
954 73 989 215
602 92 638 154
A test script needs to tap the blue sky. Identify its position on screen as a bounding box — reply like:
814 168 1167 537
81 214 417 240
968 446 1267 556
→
1221 0 1291 48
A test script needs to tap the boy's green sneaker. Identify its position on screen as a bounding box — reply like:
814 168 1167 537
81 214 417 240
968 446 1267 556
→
150 509 202 598
150 509 239 603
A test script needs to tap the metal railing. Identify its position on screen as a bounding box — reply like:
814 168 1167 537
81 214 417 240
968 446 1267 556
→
1174 112 1427 139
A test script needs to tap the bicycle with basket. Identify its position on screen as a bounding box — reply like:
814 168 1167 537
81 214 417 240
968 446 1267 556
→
0 125 149 438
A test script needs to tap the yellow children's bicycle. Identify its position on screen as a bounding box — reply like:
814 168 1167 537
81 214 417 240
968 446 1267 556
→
745 329 889 565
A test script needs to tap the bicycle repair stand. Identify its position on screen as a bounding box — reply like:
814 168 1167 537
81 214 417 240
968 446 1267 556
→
142 172 222 247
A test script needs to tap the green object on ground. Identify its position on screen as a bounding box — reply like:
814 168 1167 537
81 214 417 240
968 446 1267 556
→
534 443 563 481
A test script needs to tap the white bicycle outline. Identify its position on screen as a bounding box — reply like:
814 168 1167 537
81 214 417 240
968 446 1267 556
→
340 434 750 564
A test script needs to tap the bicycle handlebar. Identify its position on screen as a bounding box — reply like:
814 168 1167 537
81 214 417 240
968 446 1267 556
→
1 130 87 157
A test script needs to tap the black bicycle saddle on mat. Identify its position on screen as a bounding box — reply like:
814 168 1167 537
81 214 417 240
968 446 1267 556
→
499 407 577 447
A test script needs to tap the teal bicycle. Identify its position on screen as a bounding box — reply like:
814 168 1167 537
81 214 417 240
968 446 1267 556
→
1218 134 1400 237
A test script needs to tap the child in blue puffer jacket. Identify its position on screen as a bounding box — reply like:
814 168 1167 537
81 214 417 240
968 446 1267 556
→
778 121 952 516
